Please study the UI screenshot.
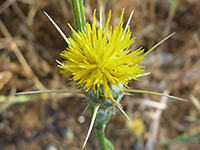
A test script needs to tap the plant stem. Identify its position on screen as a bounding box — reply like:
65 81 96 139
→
95 125 107 150
70 0 86 32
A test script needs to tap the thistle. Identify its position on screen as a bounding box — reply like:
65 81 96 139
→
59 9 146 108
15 0 186 149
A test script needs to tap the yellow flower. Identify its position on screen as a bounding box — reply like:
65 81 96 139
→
126 119 146 137
59 10 145 102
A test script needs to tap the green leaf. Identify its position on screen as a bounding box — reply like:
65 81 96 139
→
105 138 114 150
0 95 42 104
15 89 85 95
159 132 200 146
124 88 187 102
0 95 42 113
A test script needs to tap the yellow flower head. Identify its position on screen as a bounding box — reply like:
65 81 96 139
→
59 10 145 101
126 119 146 137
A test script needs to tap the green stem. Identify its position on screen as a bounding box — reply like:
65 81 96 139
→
70 0 86 32
90 105 114 150
90 105 107 150
95 125 107 150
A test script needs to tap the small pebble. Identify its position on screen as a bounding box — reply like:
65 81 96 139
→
78 116 85 124
45 145 57 150
63 126 74 140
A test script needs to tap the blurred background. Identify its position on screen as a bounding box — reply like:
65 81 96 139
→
0 0 200 149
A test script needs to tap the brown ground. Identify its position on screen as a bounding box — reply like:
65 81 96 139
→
0 0 200 150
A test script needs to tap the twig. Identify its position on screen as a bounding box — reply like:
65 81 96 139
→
12 2 27 25
0 20 46 90
145 90 169 150
0 0 15 15
132 98 167 109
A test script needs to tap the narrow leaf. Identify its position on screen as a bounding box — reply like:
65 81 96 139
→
15 89 86 96
159 132 200 146
123 88 187 102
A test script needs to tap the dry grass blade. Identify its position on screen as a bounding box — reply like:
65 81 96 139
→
145 90 169 150
0 0 15 15
0 20 46 90
0 71 13 90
